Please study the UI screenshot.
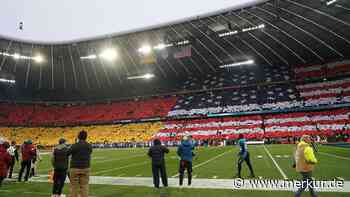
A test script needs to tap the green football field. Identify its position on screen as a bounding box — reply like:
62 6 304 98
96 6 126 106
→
1 144 349 196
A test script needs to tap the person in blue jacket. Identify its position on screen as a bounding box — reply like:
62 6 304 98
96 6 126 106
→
177 136 195 186
237 134 255 178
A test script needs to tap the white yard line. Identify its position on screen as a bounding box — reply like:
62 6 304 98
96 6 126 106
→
27 176 350 192
263 145 288 180
318 152 350 161
94 161 149 175
171 150 232 178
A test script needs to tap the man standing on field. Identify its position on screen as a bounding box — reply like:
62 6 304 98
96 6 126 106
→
236 134 255 178
68 131 92 197
294 135 318 197
148 139 169 188
177 136 195 186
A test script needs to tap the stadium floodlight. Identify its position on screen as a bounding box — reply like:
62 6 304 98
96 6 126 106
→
33 55 44 63
99 48 117 61
143 73 154 79
219 30 238 37
127 73 155 80
326 0 337 5
80 54 97 60
13 53 20 60
138 45 152 54
242 24 265 32
176 40 190 46
0 78 15 84
154 43 166 50
219 60 254 68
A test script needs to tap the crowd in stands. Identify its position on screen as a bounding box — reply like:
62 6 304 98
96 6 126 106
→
0 60 350 145
294 60 350 80
168 60 350 117
157 108 350 141
1 108 348 146
0 97 177 126
0 122 162 146
0 60 349 124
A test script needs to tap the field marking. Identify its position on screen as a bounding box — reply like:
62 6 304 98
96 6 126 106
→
263 145 288 180
171 150 232 178
94 154 145 164
27 176 350 192
94 161 149 175
318 152 350 161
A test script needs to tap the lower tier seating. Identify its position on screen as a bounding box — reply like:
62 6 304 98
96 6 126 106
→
1 108 350 146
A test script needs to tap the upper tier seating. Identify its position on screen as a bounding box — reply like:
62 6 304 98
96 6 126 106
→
0 97 177 126
294 60 350 80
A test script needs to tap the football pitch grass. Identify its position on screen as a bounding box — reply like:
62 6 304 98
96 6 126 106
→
1 144 349 196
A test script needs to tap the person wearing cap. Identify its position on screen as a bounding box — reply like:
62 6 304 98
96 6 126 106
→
7 141 19 179
147 138 169 188
18 139 36 182
177 135 195 186
236 133 255 178
52 138 70 197
0 141 11 187
294 135 318 197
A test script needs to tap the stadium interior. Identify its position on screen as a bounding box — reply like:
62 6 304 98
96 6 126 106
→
0 0 349 196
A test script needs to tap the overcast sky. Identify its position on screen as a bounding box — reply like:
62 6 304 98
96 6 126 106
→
0 0 263 44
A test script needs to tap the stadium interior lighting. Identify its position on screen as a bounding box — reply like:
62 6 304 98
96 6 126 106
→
99 48 117 61
153 43 173 50
138 45 152 54
0 52 33 60
13 53 20 59
219 30 238 37
219 24 265 38
219 60 254 68
176 40 190 46
80 54 97 60
33 55 44 63
242 24 265 32
144 73 154 79
154 43 166 50
326 0 337 5
0 78 16 84
127 73 155 80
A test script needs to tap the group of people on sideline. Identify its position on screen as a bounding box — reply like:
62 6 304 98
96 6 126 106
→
0 132 319 197
148 135 195 188
0 130 92 197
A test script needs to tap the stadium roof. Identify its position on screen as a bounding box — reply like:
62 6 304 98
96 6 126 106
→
0 0 349 101
0 0 263 44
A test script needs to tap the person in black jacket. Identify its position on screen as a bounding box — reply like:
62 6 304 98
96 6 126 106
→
52 138 69 197
148 139 169 188
68 131 93 197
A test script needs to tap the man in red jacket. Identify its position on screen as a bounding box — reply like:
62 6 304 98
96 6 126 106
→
0 141 11 187
18 140 36 182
